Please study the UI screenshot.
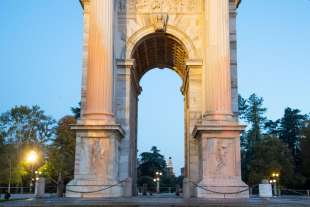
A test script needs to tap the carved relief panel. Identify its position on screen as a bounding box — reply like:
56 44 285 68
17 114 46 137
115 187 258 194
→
204 138 236 177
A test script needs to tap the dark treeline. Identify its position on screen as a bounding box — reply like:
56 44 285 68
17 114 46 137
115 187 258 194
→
239 94 310 189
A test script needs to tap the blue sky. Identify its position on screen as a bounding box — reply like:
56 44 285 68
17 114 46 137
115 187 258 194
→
0 0 310 175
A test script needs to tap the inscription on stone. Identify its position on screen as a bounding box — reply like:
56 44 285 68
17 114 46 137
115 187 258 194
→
118 0 202 14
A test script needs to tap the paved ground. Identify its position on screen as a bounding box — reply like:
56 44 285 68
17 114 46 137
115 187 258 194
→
1 195 310 207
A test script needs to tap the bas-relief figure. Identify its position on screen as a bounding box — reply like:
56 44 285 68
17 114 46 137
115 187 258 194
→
206 139 235 176
67 0 248 199
80 138 106 177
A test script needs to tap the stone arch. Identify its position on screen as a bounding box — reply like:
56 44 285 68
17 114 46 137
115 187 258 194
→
125 25 198 61
130 32 188 82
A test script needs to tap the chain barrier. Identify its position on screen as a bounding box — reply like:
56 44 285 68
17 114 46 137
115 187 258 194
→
281 188 308 196
190 181 249 195
66 178 129 194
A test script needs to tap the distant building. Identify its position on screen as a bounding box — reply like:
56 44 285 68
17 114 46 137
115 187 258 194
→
167 157 175 176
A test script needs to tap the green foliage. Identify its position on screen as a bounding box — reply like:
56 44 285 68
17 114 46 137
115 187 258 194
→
279 108 307 158
138 146 167 177
239 94 310 188
43 116 76 185
0 105 55 145
0 106 55 187
239 94 267 151
71 102 81 119
301 121 310 186
137 146 178 189
247 136 294 186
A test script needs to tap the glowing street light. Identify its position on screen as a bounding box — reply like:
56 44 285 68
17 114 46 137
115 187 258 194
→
154 171 162 193
26 150 39 193
26 150 38 164
270 171 280 196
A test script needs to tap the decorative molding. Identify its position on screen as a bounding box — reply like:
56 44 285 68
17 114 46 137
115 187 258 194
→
185 59 203 67
118 0 203 14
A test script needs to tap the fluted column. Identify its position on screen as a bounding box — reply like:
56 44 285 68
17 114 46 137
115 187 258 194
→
84 0 114 121
204 0 232 120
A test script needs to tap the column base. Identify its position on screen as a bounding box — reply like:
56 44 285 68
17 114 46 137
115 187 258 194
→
193 118 249 199
66 179 123 198
66 122 125 198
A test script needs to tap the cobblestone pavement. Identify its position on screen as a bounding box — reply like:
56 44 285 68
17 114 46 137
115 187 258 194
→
1 195 310 207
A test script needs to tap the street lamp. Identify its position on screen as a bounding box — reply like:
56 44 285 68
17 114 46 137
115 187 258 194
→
154 171 162 193
270 171 280 196
26 150 38 193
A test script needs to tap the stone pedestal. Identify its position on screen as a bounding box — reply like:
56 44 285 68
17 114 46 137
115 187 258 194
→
66 121 125 198
193 120 249 199
259 184 272 198
183 177 192 199
35 177 45 198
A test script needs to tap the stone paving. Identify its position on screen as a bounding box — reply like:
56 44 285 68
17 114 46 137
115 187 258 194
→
1 195 310 207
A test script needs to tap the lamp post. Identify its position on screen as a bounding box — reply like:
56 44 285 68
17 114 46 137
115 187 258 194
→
26 150 38 193
270 172 280 196
153 171 162 193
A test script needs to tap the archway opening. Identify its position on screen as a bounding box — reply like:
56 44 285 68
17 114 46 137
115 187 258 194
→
132 33 188 194
132 33 188 82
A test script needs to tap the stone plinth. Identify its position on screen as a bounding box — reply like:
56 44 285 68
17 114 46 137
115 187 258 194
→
66 121 125 198
259 184 272 198
34 177 45 198
193 120 249 199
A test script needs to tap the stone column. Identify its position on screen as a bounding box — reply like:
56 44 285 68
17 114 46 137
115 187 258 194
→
83 0 114 122
192 0 248 198
66 0 125 198
204 0 232 120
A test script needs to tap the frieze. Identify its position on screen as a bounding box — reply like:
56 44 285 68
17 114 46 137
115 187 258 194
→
118 0 203 14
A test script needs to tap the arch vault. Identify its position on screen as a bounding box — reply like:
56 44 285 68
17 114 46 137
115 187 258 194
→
66 0 248 199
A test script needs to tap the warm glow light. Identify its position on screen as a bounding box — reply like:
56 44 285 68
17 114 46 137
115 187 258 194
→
26 150 38 164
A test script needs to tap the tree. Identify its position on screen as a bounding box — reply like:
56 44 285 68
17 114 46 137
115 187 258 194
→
279 108 307 158
0 105 55 145
301 121 310 186
42 116 76 196
138 146 167 177
0 105 55 188
264 119 280 137
137 146 176 191
247 136 294 186
245 94 267 148
238 94 248 120
71 102 81 119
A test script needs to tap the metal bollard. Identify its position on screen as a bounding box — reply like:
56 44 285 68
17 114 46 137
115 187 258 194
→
307 190 309 198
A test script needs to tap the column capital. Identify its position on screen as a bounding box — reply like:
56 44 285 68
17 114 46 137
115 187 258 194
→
185 59 203 68
116 59 136 68
116 59 142 95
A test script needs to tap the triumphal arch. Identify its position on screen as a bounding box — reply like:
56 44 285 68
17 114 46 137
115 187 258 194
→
66 0 249 199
